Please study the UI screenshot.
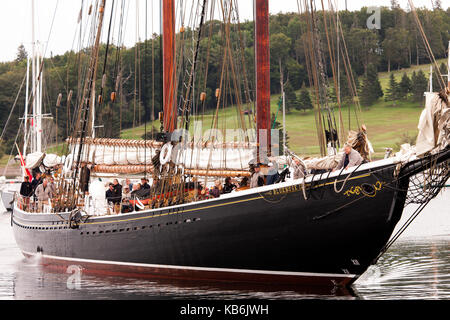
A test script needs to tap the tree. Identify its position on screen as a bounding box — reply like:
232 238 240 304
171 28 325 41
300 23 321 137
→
359 64 384 106
433 0 442 10
382 28 410 72
385 73 399 102
270 33 292 94
15 44 28 62
398 72 412 99
284 83 299 112
432 62 448 91
346 28 380 75
331 68 359 104
411 70 428 102
297 88 313 112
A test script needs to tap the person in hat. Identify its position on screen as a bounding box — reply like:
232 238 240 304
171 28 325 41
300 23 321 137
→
121 185 133 213
250 163 265 188
141 177 151 190
122 185 132 201
266 160 279 185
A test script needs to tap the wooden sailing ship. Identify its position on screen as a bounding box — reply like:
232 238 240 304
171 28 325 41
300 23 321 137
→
11 0 450 289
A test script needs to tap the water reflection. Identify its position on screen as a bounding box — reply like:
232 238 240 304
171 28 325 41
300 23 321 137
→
12 266 358 300
6 238 449 300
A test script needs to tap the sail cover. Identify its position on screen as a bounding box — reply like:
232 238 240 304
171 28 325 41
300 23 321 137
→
416 92 450 156
67 138 256 171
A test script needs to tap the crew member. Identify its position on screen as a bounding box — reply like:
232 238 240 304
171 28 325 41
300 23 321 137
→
334 144 363 171
35 178 52 212
292 158 306 179
106 183 120 204
266 160 279 185
141 178 151 190
222 177 237 194
250 163 265 188
19 176 33 211
209 180 222 198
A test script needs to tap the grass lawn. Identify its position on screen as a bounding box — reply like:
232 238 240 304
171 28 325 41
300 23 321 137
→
378 58 446 91
121 97 424 159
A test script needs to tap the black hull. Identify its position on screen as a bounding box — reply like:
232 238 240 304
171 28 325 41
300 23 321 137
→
11 159 417 288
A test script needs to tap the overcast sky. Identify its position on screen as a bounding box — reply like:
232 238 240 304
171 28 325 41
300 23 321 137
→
0 0 440 63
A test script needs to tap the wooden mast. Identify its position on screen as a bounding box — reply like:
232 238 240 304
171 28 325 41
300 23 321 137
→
255 0 271 160
163 0 177 133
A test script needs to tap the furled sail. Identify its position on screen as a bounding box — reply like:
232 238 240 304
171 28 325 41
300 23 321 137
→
416 91 450 156
65 137 257 174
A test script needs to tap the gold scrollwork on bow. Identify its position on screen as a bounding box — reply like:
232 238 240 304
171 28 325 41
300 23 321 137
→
344 181 384 197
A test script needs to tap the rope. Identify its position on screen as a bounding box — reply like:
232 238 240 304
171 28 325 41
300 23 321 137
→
333 162 363 193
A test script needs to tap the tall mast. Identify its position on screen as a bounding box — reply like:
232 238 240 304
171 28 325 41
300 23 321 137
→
71 0 107 200
37 46 42 153
30 0 42 154
31 0 36 154
23 57 30 157
162 0 176 133
254 0 271 159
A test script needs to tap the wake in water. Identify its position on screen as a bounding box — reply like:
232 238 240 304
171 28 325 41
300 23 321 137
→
355 239 450 299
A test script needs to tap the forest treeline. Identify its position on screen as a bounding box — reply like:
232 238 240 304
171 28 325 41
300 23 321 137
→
0 5 449 158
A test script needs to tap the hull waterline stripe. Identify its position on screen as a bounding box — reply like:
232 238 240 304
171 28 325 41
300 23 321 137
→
22 250 357 279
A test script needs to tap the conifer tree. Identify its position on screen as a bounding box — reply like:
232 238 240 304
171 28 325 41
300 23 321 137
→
431 62 448 91
411 70 428 101
297 88 313 112
284 83 299 112
15 44 28 62
385 73 399 102
398 72 412 99
359 64 384 106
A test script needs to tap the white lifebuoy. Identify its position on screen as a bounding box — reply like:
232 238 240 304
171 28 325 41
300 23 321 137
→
136 198 145 210
159 143 173 165
63 154 74 173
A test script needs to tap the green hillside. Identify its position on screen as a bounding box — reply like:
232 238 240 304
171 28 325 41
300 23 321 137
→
122 60 447 159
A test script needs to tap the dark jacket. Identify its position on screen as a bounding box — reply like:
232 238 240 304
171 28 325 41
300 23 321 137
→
31 178 42 193
20 182 33 197
106 189 121 204
113 183 122 195
222 183 236 194
131 188 150 199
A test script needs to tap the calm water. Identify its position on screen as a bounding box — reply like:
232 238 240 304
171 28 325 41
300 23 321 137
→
0 189 448 300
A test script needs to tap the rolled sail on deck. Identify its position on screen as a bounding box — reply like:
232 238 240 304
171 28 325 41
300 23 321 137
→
66 137 257 174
